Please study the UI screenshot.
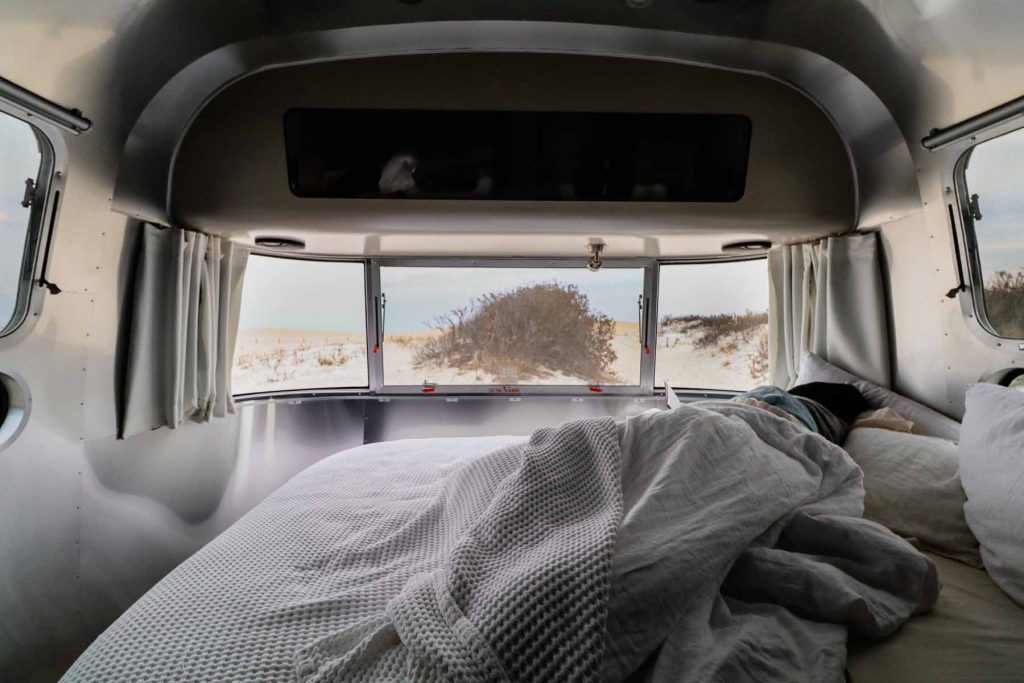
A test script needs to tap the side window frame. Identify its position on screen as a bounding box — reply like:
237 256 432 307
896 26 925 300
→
231 253 372 397
656 254 770 394
953 120 1024 345
0 101 66 342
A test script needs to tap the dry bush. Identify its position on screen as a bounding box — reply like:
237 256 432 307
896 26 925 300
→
317 346 351 367
414 282 617 382
691 311 770 350
660 314 702 326
984 270 1024 338
387 334 416 349
659 311 769 352
747 329 770 382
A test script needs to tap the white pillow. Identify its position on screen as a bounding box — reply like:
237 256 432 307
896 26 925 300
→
843 427 981 567
795 352 960 442
960 383 1024 605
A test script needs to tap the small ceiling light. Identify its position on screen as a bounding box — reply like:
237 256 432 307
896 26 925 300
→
255 236 306 250
626 0 654 6
722 239 772 253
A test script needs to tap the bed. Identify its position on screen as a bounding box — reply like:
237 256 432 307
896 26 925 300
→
63 402 965 682
847 551 1024 682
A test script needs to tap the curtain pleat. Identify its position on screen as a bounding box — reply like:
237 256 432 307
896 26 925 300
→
119 224 249 438
768 233 890 389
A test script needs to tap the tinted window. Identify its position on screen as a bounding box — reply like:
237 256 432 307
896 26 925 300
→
963 127 1024 338
0 112 45 334
379 266 645 386
656 260 769 391
285 109 751 202
233 257 368 394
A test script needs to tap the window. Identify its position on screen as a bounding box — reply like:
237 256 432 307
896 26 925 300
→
656 260 769 391
232 257 368 394
379 265 646 387
0 111 48 335
285 109 751 202
962 126 1024 338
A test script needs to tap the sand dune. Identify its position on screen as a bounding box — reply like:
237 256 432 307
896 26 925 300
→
233 321 767 394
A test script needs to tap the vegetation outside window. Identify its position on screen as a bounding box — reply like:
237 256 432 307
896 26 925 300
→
962 126 1024 338
232 256 368 394
0 111 48 335
379 266 645 387
656 260 769 391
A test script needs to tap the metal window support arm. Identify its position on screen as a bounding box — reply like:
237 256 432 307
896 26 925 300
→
922 93 1024 151
0 76 91 134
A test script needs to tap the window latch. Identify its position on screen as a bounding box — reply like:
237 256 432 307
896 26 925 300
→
20 177 37 208
968 193 983 221
38 278 61 295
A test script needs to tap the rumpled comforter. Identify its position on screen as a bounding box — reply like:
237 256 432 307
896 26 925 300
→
605 402 938 682
62 402 938 683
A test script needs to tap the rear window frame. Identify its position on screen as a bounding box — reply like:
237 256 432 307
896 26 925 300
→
0 105 60 340
370 257 658 396
231 255 773 400
953 121 1024 343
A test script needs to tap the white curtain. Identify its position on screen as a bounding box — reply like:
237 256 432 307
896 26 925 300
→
768 232 890 389
119 224 248 438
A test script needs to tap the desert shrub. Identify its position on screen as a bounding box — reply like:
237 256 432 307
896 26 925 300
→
414 282 617 382
678 311 769 350
317 346 351 366
747 329 770 381
660 314 702 326
983 270 1024 338
387 334 416 349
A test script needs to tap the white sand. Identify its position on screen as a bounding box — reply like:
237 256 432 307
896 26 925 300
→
233 321 767 394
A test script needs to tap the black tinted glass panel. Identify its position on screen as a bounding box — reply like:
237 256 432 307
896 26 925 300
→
285 109 751 202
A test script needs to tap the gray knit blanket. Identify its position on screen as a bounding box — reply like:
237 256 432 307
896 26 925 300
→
293 418 622 682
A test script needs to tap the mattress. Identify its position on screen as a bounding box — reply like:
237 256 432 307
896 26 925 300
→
847 552 1024 682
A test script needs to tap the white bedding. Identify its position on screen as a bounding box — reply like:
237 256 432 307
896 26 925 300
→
63 403 939 683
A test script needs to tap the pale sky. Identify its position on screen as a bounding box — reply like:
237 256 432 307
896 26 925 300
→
0 113 42 329
966 126 1024 275
238 256 767 333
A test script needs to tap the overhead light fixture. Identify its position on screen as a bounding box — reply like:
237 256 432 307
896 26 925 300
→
722 240 772 253
626 0 654 6
255 236 306 250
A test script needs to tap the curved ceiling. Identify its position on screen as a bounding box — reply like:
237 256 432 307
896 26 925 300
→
171 52 855 258
2 1 1023 233
113 20 914 231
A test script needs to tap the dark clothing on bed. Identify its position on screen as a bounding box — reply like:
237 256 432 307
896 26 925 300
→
737 382 868 444
796 397 850 444
789 382 870 423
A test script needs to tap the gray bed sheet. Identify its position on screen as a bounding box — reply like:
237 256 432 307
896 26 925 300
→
847 552 1024 682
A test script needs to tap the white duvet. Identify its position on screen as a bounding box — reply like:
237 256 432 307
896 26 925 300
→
63 402 938 682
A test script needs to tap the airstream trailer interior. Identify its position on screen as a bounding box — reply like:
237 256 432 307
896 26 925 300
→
2 2 1024 681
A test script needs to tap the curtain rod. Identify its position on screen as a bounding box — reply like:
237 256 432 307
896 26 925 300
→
922 93 1024 151
0 76 92 134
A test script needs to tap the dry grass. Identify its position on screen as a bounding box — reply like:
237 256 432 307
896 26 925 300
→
414 282 618 383
660 311 769 351
316 345 351 367
984 270 1024 338
747 329 770 380
658 311 770 387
